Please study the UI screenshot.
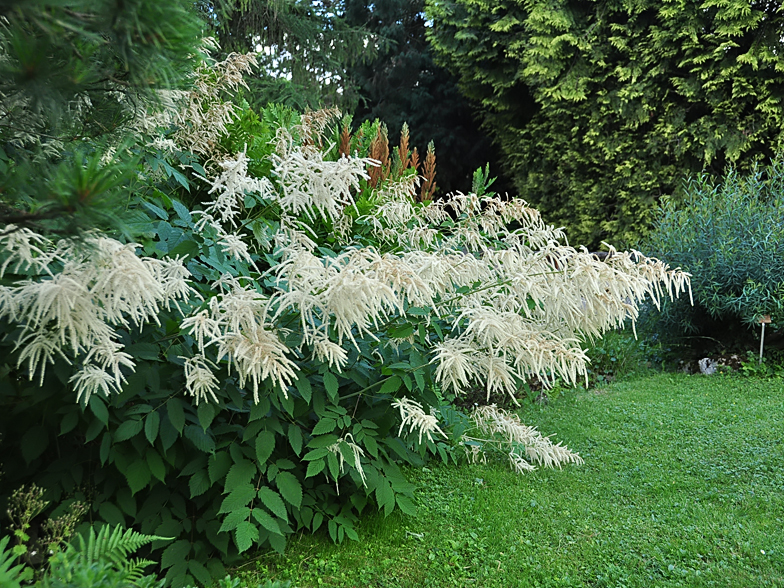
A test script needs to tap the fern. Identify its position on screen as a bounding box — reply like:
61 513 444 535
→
66 525 172 587
0 535 32 588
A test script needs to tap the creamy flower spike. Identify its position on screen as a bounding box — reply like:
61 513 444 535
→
0 232 193 402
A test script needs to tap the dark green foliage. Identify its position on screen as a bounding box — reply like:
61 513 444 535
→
201 0 376 111
344 0 505 195
642 160 784 349
426 0 784 247
0 0 204 237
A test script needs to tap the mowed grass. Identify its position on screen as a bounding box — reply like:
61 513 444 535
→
242 373 784 587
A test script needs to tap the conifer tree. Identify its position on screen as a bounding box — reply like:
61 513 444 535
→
0 0 204 237
426 0 784 247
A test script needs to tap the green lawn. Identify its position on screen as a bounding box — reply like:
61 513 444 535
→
241 373 784 587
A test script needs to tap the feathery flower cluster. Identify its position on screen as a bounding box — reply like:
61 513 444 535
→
0 233 193 402
180 275 298 402
467 404 584 473
272 128 376 223
391 397 446 444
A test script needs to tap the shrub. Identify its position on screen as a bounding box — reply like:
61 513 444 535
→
0 51 690 587
642 160 784 350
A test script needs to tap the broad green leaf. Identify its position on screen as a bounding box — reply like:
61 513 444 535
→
375 479 395 516
311 418 336 436
146 448 166 482
98 502 125 527
89 396 109 427
303 447 329 461
145 411 160 445
305 459 325 478
252 508 282 535
184 425 215 454
275 471 303 508
234 521 259 553
197 402 216 431
224 459 257 491
125 459 152 495
257 487 287 520
255 430 276 465
323 371 339 400
219 483 256 513
188 560 211 586
396 495 417 516
167 399 186 433
288 424 303 455
161 540 191 570
379 376 402 395
60 410 80 436
294 376 312 403
219 507 250 533
114 419 143 442
208 451 232 484
189 469 210 498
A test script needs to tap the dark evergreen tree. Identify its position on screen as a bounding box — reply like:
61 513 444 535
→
344 0 506 195
426 0 784 248
0 0 205 237
201 0 377 111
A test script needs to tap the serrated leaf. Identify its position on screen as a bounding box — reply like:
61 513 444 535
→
224 459 256 491
189 469 210 498
167 398 185 433
184 425 215 453
142 200 168 220
326 451 339 481
188 560 211 586
161 540 191 570
208 451 232 484
311 418 336 436
99 432 112 465
114 419 143 442
219 507 250 533
306 459 325 478
275 471 302 509
294 376 312 403
197 402 216 431
252 508 282 535
89 396 109 427
98 502 125 527
288 424 303 455
396 495 417 516
145 411 160 445
125 459 151 495
257 486 287 520
147 448 166 482
303 447 329 461
219 484 256 514
172 200 193 224
379 376 402 395
255 430 276 465
323 371 339 400
60 410 80 436
375 479 394 516
234 521 259 553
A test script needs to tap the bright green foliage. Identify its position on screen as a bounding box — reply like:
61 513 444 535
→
642 160 784 344
0 0 204 239
426 0 784 247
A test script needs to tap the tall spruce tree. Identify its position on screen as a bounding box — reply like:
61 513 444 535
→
0 0 205 237
345 0 503 195
202 0 376 110
426 0 784 247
